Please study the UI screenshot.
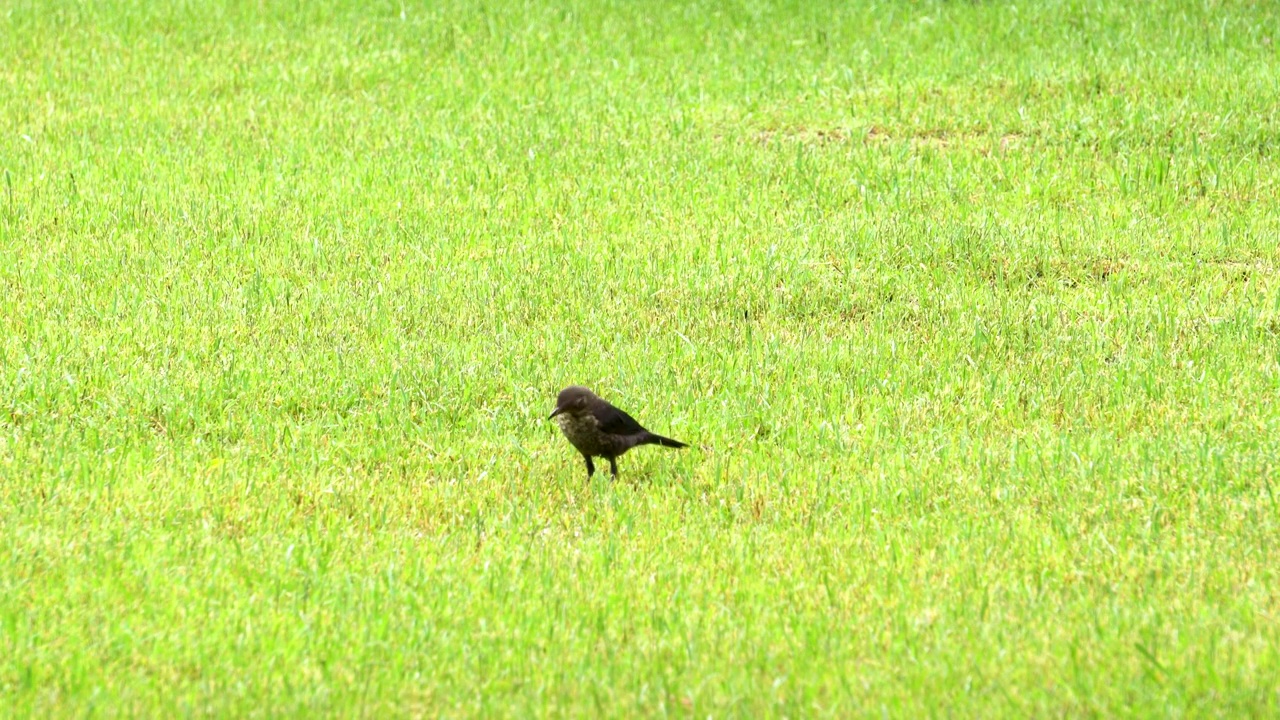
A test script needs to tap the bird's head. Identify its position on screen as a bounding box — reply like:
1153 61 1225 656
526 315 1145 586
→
549 385 596 419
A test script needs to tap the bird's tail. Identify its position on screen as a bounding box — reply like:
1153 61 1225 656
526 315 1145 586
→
642 432 688 449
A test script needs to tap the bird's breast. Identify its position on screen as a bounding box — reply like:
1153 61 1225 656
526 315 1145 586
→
557 413 603 453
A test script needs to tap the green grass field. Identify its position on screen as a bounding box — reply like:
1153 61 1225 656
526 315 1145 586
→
3 0 1280 715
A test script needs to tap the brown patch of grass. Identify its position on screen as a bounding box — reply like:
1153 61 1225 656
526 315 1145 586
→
754 124 1030 154
753 126 850 145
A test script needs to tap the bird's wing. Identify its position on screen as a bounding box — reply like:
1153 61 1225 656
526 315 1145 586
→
592 400 646 435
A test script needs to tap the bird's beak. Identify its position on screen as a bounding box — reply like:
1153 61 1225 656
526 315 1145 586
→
548 404 567 420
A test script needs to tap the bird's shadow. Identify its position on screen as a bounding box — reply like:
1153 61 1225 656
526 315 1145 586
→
589 458 695 490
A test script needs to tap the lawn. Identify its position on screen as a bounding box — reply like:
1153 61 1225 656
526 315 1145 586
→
2 0 1279 715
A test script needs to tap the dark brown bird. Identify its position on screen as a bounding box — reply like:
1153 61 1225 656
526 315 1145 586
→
548 385 688 479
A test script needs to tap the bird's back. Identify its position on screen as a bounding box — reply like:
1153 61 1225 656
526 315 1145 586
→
588 397 647 437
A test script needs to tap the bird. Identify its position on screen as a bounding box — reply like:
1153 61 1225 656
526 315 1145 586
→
548 385 688 479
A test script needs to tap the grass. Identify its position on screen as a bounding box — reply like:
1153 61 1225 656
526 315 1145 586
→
2 0 1280 714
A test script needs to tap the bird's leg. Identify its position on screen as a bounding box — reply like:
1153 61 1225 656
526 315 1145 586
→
583 455 595 478
608 457 618 477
